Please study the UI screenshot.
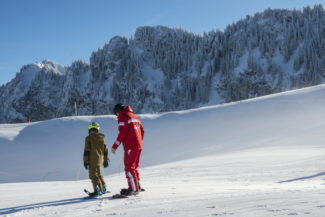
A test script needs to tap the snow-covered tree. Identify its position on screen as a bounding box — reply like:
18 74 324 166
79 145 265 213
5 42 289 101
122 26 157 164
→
1 5 325 123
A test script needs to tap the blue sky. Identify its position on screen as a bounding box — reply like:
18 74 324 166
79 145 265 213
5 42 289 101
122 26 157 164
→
0 0 323 85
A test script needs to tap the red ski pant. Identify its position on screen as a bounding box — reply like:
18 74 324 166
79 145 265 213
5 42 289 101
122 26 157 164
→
124 149 141 191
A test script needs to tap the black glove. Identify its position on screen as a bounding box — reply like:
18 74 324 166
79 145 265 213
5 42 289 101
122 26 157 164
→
103 160 109 168
84 161 88 170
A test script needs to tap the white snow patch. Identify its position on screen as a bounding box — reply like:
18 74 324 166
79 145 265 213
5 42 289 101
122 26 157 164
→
233 50 249 75
142 64 164 92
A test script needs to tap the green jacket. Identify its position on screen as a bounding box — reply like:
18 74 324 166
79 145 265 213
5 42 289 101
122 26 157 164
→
83 132 109 166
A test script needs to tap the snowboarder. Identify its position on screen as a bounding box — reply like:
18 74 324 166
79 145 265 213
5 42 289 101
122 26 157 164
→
26 117 31 123
111 104 144 196
83 122 109 197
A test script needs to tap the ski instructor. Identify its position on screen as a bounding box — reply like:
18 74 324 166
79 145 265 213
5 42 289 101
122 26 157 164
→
111 104 144 196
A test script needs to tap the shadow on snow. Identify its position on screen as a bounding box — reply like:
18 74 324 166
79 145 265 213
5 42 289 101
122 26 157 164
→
278 171 325 183
0 195 114 215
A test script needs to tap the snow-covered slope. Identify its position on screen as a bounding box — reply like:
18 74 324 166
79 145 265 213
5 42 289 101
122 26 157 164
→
1 84 325 216
1 83 325 183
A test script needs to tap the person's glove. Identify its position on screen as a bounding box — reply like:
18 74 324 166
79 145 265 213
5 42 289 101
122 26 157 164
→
111 142 120 154
103 160 109 168
84 161 88 170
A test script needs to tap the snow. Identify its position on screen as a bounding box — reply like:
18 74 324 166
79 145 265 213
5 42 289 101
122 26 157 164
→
142 63 164 92
20 61 66 87
20 63 41 87
233 51 249 75
0 123 30 141
1 85 325 216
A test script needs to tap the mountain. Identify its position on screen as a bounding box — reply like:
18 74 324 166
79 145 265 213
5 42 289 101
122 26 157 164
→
1 85 325 216
1 5 325 123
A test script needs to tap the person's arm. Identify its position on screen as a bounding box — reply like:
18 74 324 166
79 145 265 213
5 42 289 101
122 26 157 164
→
140 123 144 140
111 117 128 153
103 144 109 161
103 137 109 167
83 137 91 169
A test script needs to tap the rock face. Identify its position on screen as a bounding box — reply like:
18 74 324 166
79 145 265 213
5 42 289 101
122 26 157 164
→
1 5 325 123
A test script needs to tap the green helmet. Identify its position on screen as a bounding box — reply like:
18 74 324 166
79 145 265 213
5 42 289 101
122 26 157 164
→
88 122 100 131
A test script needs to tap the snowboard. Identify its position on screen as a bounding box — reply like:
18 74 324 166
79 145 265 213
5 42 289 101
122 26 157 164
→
84 188 143 199
111 188 144 199
84 189 100 198
83 189 110 198
112 193 129 199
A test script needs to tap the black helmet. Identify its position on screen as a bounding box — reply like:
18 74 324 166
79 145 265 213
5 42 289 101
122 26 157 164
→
113 103 125 116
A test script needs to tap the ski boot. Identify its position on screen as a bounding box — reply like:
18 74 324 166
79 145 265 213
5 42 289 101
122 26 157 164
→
102 184 107 194
138 181 145 192
120 188 138 196
88 185 102 197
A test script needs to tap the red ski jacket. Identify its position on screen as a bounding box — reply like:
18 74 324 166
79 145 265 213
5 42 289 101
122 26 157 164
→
112 106 144 151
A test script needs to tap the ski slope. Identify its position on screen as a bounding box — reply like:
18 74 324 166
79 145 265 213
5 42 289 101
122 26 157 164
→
1 85 325 216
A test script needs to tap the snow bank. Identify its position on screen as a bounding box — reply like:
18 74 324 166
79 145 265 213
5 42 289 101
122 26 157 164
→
1 84 325 183
1 85 325 216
